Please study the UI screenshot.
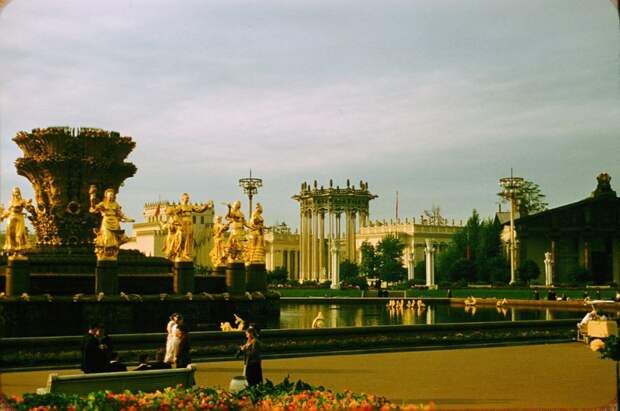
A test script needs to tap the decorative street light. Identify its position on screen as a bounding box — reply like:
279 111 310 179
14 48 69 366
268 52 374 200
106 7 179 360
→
239 170 263 217
499 169 524 285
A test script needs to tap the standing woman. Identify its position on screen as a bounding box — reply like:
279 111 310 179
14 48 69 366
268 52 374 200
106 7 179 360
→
164 313 180 364
175 325 191 368
239 326 263 386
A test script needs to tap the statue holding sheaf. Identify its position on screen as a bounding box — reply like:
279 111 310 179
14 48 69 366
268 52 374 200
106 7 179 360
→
210 215 229 267
89 186 135 261
245 202 266 264
172 193 213 262
224 200 246 263
0 187 36 259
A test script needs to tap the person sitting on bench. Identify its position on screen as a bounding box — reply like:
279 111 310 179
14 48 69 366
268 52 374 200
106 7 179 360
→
150 350 172 370
107 352 127 372
134 353 152 371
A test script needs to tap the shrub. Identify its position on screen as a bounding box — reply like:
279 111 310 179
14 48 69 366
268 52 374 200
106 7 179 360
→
449 258 477 282
517 259 540 284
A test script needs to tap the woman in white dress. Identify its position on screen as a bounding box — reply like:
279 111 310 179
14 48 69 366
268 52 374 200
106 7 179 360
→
164 313 181 364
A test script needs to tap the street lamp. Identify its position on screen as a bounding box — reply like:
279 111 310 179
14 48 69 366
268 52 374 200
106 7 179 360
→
239 170 263 217
499 169 524 285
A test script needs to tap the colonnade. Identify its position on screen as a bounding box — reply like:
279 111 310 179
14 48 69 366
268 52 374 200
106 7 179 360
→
293 179 376 287
299 208 369 282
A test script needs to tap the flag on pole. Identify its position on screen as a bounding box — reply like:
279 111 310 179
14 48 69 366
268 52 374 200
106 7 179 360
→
154 203 161 219
395 191 399 220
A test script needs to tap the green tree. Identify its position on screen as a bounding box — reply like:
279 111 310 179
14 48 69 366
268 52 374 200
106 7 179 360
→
339 260 359 283
376 235 407 283
359 241 378 278
437 209 507 284
517 259 540 284
498 179 548 216
267 266 288 285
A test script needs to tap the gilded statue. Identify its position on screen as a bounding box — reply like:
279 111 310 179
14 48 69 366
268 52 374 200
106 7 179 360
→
0 187 36 259
224 200 246 263
160 206 183 261
210 215 229 267
89 186 135 261
245 203 266 264
172 193 213 262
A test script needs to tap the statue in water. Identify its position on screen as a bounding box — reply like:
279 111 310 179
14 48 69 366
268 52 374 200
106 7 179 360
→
0 187 36 259
89 186 135 261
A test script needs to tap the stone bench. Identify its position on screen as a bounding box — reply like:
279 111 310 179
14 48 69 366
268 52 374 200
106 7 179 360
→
37 365 196 395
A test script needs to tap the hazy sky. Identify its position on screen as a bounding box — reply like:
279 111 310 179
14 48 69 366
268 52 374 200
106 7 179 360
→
0 0 618 231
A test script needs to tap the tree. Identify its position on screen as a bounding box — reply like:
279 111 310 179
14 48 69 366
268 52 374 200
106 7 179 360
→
437 209 507 284
359 241 378 278
376 235 407 283
498 179 548 216
267 266 288 285
517 259 540 284
339 260 359 283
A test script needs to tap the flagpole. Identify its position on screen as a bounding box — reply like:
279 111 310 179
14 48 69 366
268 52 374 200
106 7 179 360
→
395 191 399 220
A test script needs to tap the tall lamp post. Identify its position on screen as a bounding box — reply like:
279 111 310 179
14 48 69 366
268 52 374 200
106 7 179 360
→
499 170 524 285
239 170 263 216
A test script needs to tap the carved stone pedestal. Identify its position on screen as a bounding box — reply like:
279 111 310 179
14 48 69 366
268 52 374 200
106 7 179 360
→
95 260 118 295
173 261 195 294
246 263 267 292
226 262 246 295
5 258 31 296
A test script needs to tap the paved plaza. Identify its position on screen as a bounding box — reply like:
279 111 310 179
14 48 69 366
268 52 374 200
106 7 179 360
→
0 343 615 409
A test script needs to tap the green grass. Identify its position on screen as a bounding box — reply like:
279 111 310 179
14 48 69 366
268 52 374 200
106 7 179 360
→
275 287 616 300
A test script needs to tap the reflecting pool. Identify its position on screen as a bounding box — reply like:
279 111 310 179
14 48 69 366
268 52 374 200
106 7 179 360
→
279 302 591 329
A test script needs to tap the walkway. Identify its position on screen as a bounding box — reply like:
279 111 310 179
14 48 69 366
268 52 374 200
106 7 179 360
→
0 343 615 409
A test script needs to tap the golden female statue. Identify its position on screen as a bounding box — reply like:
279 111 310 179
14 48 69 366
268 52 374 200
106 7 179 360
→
245 203 265 264
0 187 35 259
160 206 183 261
225 200 246 263
209 215 228 267
89 186 135 261
172 193 213 262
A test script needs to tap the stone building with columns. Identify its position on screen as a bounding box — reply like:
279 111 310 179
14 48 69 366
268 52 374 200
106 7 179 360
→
292 179 377 285
265 222 301 278
508 173 620 285
122 201 214 268
357 217 463 284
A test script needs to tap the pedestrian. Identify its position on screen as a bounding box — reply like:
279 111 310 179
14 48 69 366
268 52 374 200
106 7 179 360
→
175 325 191 368
237 326 263 387
81 323 99 373
164 313 181 364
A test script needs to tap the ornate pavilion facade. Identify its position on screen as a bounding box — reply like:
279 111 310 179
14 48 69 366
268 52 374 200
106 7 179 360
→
292 179 377 283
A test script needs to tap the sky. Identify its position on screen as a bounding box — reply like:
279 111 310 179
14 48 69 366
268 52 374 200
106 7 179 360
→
0 0 618 232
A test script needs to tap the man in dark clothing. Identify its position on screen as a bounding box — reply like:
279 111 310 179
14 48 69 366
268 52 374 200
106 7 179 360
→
237 326 263 386
81 325 98 373
107 352 128 372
